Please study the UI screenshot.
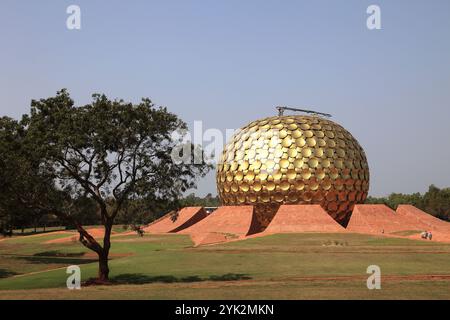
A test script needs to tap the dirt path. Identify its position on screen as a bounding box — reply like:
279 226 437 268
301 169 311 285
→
0 231 72 243
10 266 69 279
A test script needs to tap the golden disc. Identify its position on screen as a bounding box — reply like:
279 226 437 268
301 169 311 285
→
300 123 310 130
274 193 285 202
266 160 275 169
279 158 290 169
248 193 257 202
301 169 312 180
288 148 298 158
282 136 293 147
306 138 317 147
245 171 255 181
286 169 297 179
253 181 262 192
296 138 306 147
266 181 276 191
294 159 304 168
292 130 302 138
235 171 245 181
274 148 284 158
295 180 305 191
280 180 290 191
272 170 283 180
308 158 319 168
302 148 312 158
240 183 249 192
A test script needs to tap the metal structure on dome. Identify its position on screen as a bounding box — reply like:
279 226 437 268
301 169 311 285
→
216 108 370 229
276 106 332 118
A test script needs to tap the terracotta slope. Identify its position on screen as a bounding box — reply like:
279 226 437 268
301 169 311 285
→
177 206 254 245
144 207 207 234
396 205 450 230
346 204 419 234
264 205 345 234
396 205 450 242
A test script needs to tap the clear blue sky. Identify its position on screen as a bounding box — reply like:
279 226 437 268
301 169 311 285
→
1 0 449 197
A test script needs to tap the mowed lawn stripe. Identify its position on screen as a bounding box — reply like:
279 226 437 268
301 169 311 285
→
1 232 450 299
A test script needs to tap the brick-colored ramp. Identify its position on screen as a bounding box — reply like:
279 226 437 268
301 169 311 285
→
396 205 450 230
264 205 345 234
177 206 254 246
144 207 207 234
346 204 420 234
396 205 450 242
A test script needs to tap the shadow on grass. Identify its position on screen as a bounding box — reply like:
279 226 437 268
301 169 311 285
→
110 273 251 285
15 255 97 265
33 250 85 258
12 229 65 237
0 268 18 279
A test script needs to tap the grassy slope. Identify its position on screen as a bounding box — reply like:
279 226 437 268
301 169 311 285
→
1 232 450 299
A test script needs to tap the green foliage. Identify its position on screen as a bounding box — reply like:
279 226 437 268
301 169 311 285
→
0 116 63 234
179 193 220 208
0 89 212 279
366 185 450 221
26 89 210 215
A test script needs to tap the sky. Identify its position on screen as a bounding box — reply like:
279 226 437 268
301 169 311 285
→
0 0 449 197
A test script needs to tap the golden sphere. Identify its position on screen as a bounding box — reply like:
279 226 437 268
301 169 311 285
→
216 115 370 227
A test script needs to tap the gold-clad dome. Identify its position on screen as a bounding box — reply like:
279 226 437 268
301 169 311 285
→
216 115 370 228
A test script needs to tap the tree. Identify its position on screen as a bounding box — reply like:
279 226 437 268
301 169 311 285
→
0 116 49 235
423 185 450 221
179 193 220 208
1 90 211 281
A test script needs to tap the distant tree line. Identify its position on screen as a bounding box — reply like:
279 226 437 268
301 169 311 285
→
0 193 219 235
3 185 449 233
179 193 220 208
365 185 450 221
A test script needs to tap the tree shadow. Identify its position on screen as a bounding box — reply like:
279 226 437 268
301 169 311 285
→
15 255 96 265
11 229 65 237
33 250 85 257
110 273 251 285
0 268 18 279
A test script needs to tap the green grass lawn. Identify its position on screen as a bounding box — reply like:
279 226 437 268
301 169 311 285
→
1 231 450 299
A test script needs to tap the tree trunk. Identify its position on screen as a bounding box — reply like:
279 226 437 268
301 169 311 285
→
71 211 113 283
98 222 112 281
98 252 109 282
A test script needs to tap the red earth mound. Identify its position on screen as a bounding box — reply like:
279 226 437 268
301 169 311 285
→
396 205 450 242
143 207 208 234
346 204 420 235
177 206 255 246
396 205 450 230
264 205 345 234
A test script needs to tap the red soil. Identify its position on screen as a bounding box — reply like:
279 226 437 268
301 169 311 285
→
177 206 254 246
263 205 345 234
143 207 208 234
17 204 449 246
346 204 419 235
396 205 450 242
